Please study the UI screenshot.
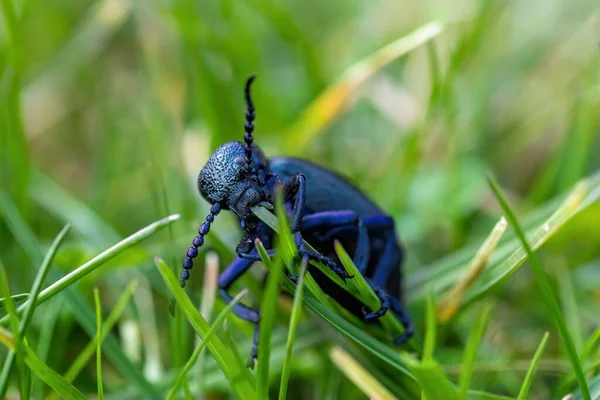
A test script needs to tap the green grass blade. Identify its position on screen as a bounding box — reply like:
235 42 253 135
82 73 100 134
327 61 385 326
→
1 214 179 323
517 332 549 400
0 201 176 399
279 258 308 400
570 375 600 400
94 289 104 400
253 205 413 377
167 289 248 400
281 276 412 377
409 176 597 308
0 326 86 400
45 281 138 400
401 354 460 400
0 294 29 312
154 257 256 400
459 303 493 399
285 21 444 149
334 241 414 349
487 174 590 400
423 293 437 362
0 224 69 397
0 262 26 399
258 192 289 399
330 346 397 400
252 205 415 350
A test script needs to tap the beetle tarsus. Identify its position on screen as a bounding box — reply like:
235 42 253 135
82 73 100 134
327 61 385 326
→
361 278 390 322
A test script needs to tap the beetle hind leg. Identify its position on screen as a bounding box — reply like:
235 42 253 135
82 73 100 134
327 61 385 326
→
389 296 414 345
361 278 391 322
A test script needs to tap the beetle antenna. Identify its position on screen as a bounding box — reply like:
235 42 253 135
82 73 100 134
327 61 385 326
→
180 203 221 288
243 74 256 167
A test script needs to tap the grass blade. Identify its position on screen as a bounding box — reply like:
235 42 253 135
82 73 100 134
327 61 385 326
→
0 294 29 312
0 224 70 396
0 326 86 400
437 218 507 322
285 21 444 149
423 293 437 362
0 262 26 399
154 257 256 400
45 280 138 400
253 205 413 377
258 192 290 399
458 303 493 399
279 258 308 400
487 174 590 400
94 289 104 400
330 346 397 400
517 332 549 400
1 214 180 323
401 354 460 400
167 289 248 400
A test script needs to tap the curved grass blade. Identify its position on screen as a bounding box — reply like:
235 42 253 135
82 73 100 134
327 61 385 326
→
279 258 308 400
285 21 444 150
167 289 248 400
487 174 590 400
0 326 86 400
517 332 549 400
330 346 397 400
0 224 70 397
155 257 256 400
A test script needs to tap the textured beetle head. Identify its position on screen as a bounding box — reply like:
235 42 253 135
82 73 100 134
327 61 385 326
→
198 140 268 221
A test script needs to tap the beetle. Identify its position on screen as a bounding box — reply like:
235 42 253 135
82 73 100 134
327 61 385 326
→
180 75 413 366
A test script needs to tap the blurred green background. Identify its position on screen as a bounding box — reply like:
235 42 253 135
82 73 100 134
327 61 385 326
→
1 0 600 398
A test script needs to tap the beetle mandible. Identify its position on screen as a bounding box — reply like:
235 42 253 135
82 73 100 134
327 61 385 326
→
180 75 413 367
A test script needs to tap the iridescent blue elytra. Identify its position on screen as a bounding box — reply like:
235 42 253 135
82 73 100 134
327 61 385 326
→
181 75 413 367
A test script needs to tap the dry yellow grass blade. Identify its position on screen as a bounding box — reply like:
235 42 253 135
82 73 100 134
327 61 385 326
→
437 217 507 323
330 346 397 400
285 21 443 150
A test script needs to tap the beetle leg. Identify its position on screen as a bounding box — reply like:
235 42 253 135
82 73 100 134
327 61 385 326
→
281 175 352 281
389 296 414 345
361 278 390 322
301 211 370 275
218 256 261 367
361 214 413 341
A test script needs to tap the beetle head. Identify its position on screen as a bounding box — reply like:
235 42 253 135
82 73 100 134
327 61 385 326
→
180 74 267 289
197 141 268 219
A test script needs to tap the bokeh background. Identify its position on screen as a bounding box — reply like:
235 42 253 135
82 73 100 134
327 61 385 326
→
1 0 600 398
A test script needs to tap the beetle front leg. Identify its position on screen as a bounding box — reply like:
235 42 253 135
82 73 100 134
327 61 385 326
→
217 256 261 367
